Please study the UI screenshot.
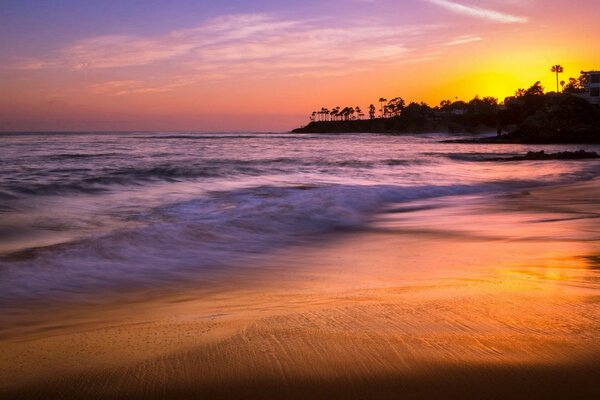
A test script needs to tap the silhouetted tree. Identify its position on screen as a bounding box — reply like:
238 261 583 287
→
387 97 406 117
318 108 328 121
482 97 498 106
378 97 387 118
525 81 544 97
551 65 564 93
466 96 498 114
338 107 351 121
383 104 390 118
369 104 376 119
514 88 527 98
449 100 468 112
501 81 547 128
402 102 433 125
355 106 362 120
563 76 585 93
330 108 338 121
439 100 452 111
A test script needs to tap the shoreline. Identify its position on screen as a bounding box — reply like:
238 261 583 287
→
2 178 600 399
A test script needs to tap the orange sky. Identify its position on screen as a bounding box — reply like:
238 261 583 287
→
0 0 599 131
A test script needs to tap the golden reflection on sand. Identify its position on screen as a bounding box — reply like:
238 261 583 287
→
1 180 600 399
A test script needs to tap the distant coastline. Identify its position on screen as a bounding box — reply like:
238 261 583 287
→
292 114 497 135
293 80 600 144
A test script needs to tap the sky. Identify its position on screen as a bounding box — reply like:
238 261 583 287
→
0 0 599 132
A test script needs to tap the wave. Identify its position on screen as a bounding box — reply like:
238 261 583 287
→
45 153 120 160
2 164 234 197
383 159 433 166
0 181 537 305
1 157 438 198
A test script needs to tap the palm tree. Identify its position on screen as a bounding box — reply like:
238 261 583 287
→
378 98 387 118
319 108 326 121
388 97 405 116
330 108 338 121
369 104 376 119
343 107 352 120
344 107 352 120
551 65 564 93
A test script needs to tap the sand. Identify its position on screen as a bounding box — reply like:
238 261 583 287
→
1 179 600 399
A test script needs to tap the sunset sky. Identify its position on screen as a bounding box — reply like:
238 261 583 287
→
1 0 599 131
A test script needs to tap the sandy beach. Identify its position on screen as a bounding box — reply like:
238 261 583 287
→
2 177 600 399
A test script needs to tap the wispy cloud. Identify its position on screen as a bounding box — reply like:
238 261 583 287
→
425 0 528 24
9 13 448 95
12 58 60 70
444 35 483 46
89 80 172 96
14 14 438 69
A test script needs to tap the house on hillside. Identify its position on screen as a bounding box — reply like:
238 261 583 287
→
582 71 600 106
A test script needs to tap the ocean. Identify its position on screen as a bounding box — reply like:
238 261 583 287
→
1 131 599 310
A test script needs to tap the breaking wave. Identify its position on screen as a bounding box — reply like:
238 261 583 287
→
0 181 524 304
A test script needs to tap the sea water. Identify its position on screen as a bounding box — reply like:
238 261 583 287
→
1 131 599 308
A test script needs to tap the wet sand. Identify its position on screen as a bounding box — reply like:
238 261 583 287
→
2 179 600 399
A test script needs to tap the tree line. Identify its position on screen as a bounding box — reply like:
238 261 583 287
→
307 65 588 123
